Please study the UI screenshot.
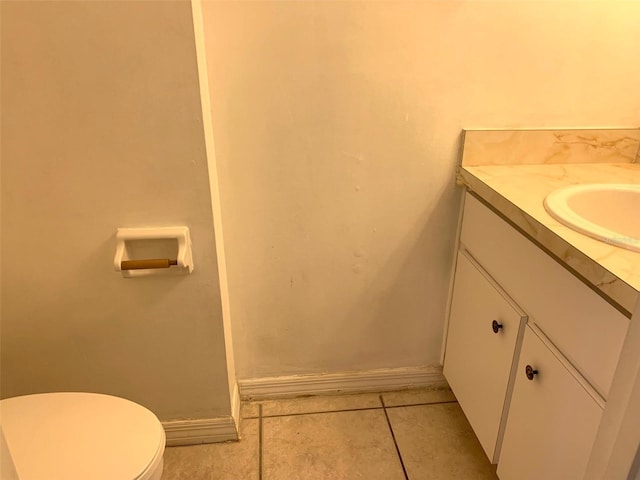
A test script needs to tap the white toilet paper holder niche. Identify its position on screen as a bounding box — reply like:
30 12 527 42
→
114 226 194 278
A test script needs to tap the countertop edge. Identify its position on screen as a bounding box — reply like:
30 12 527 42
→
457 169 635 319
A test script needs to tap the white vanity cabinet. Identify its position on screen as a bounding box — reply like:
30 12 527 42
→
497 324 603 480
443 250 527 462
444 192 630 479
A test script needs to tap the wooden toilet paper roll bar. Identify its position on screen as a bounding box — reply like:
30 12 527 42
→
121 259 178 270
114 227 194 276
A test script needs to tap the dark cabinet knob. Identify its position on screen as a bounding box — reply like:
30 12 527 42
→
525 365 538 381
492 320 503 334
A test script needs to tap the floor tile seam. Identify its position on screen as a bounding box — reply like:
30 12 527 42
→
384 400 459 409
259 405 384 419
380 395 410 480
243 399 457 419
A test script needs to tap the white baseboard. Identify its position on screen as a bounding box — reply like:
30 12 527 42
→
163 416 238 446
230 382 241 425
162 368 447 444
238 365 447 400
163 383 242 446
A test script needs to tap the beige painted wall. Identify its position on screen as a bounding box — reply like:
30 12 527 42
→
1 1 234 420
200 0 640 379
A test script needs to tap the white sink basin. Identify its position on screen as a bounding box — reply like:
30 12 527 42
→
544 184 640 252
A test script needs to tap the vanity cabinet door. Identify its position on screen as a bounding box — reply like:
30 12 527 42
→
443 250 527 463
497 325 603 480
461 193 628 399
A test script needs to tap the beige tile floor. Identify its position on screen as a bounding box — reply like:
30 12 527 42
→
162 387 498 480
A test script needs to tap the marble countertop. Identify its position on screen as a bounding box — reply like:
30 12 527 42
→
459 162 640 317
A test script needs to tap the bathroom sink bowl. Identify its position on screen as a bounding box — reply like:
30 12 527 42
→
544 184 640 252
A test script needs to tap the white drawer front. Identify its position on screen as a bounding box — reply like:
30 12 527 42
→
461 193 628 398
497 325 603 480
444 250 527 462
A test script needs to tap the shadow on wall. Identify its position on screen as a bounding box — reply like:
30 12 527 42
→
332 182 462 370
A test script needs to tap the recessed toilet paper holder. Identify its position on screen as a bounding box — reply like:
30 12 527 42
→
114 226 193 277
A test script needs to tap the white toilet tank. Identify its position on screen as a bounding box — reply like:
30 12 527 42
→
0 392 165 480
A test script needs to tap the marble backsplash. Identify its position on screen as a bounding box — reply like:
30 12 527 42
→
461 128 640 166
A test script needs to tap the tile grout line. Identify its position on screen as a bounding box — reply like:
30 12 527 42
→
242 398 458 420
258 405 383 418
258 403 263 480
386 399 458 409
380 395 410 480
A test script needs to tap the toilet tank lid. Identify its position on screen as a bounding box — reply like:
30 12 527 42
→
0 392 165 480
